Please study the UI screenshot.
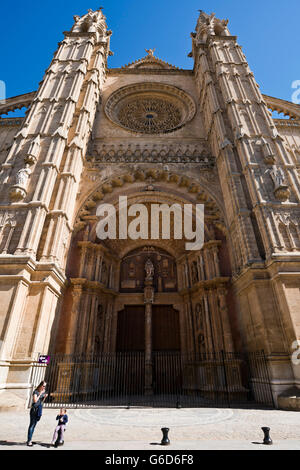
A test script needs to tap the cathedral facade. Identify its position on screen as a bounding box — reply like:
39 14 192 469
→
1 9 300 409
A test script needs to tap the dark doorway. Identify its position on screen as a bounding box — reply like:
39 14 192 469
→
116 304 182 396
116 305 180 352
116 305 145 352
152 305 181 352
152 305 181 394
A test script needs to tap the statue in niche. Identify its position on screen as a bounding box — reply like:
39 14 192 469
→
269 165 290 201
145 258 154 282
269 165 286 189
16 164 31 187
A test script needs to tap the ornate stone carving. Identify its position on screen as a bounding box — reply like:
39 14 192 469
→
9 164 32 202
145 48 155 57
15 165 32 187
276 212 300 251
9 186 27 202
145 258 154 282
269 165 290 201
260 138 276 164
117 98 181 134
196 11 229 40
270 165 285 188
71 8 107 40
121 50 180 70
24 135 40 165
0 212 17 254
274 186 290 202
144 284 154 304
104 82 196 134
89 142 214 165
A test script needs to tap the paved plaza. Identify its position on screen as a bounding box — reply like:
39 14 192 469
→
0 406 300 450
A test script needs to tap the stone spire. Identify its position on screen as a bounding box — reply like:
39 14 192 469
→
197 10 229 36
0 7 112 361
72 8 109 39
190 10 230 48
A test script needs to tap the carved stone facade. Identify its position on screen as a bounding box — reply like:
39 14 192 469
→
1 9 300 408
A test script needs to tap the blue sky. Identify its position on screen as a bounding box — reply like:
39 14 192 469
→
0 0 299 114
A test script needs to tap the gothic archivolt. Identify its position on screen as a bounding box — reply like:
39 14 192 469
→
83 194 217 260
74 169 226 244
104 83 196 134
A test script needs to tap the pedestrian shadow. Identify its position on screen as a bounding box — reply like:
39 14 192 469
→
32 441 53 449
0 441 52 449
0 441 27 447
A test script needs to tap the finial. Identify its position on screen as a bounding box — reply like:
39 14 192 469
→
145 48 155 57
99 6 104 10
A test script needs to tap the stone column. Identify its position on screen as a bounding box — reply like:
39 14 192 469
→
103 301 112 353
65 280 85 354
217 287 234 352
144 301 153 395
202 294 214 353
144 276 154 395
86 292 99 353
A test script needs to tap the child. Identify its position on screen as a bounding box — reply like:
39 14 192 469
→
51 408 68 446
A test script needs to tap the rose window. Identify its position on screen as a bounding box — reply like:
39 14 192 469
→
117 98 182 134
104 83 196 135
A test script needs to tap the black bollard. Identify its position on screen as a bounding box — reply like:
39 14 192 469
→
261 427 273 445
161 427 170 446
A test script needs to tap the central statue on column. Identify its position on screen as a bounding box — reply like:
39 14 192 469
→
144 258 154 304
145 258 154 282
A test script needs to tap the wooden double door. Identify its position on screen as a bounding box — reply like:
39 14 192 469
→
116 305 182 395
116 304 181 352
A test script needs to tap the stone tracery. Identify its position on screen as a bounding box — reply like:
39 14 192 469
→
104 82 196 134
117 97 182 134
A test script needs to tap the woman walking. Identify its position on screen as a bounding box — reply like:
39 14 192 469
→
27 381 48 447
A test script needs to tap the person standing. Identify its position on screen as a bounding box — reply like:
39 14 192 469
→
27 381 48 447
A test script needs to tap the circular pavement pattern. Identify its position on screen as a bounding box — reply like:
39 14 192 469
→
74 407 234 428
